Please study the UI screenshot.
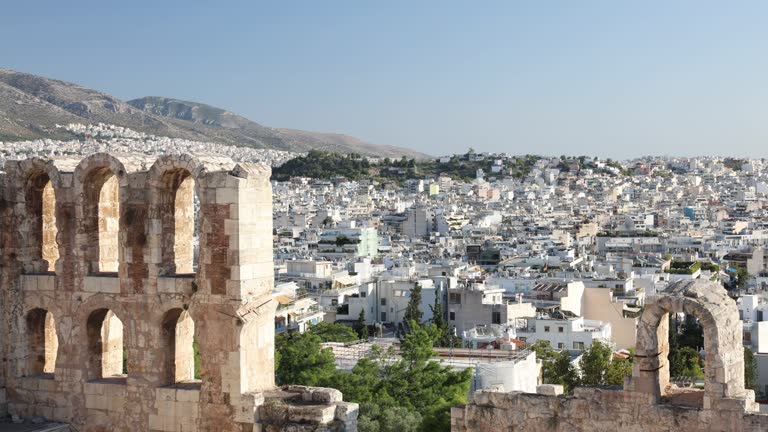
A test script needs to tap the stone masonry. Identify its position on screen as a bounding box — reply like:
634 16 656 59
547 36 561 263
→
451 279 768 431
0 153 357 431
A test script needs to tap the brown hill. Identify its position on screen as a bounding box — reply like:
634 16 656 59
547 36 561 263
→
0 68 428 158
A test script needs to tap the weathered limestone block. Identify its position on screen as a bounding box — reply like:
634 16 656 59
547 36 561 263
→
536 384 563 396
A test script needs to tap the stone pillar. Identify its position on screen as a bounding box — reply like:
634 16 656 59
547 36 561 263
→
195 163 277 430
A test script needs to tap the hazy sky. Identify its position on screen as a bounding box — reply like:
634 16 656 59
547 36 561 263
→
2 1 768 158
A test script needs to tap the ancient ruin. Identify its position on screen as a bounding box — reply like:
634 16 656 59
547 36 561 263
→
452 279 768 431
0 154 357 431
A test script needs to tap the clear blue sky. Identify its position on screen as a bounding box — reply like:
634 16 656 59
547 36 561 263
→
2 1 768 158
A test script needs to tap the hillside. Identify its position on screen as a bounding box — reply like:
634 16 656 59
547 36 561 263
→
0 68 427 158
271 150 543 182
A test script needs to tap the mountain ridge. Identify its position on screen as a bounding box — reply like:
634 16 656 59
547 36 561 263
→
0 68 428 158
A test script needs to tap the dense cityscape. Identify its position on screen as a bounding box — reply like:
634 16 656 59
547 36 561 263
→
3 128 768 429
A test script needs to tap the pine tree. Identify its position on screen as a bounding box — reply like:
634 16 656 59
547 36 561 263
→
356 309 369 339
404 284 423 325
430 295 453 347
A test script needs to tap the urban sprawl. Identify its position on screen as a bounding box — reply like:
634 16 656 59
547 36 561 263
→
4 124 768 398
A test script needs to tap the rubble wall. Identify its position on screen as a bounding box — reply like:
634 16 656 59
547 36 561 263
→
452 387 768 432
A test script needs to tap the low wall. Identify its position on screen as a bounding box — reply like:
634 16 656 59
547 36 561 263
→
451 387 768 432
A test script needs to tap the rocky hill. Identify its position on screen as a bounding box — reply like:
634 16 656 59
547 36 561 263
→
0 69 427 158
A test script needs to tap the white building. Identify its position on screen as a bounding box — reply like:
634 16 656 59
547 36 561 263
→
514 313 612 351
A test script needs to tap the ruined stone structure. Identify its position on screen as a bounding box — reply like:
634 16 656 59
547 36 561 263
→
452 279 768 431
0 154 357 431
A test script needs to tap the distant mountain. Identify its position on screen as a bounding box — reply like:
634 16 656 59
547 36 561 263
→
0 69 428 158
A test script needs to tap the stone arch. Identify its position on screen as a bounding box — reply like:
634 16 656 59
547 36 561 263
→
13 158 63 274
25 308 59 377
74 154 127 274
630 279 747 406
147 155 207 276
86 308 126 380
160 308 199 385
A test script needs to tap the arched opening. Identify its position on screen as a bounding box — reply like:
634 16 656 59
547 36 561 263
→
24 173 59 273
629 280 748 409
158 169 198 275
83 168 120 274
162 309 199 385
87 309 126 380
25 308 58 377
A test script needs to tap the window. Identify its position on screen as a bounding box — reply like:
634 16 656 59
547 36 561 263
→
573 342 585 350
381 312 387 321
158 169 197 275
544 326 550 332
360 291 367 298
449 311 456 321
519 337 527 342
558 327 564 333
558 342 564 349
24 172 59 273
449 293 462 304
162 309 199 385
381 298 387 306
83 168 120 274
86 309 125 380
26 308 58 376
331 299 338 306
492 311 501 324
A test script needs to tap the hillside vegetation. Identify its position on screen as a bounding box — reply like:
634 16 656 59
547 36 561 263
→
271 150 542 182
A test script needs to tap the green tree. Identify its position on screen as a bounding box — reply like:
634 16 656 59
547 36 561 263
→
403 284 423 325
193 341 201 380
533 341 579 392
400 320 438 367
277 320 471 431
429 295 457 347
358 404 422 432
307 321 359 343
356 310 369 339
745 347 758 394
606 355 633 386
668 314 705 379
669 346 704 379
275 331 337 386
579 340 614 386
736 266 750 289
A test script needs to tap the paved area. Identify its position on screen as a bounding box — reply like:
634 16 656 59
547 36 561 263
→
0 422 70 432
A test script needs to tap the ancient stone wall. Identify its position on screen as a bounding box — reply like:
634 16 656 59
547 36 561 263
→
0 154 357 431
452 386 768 432
452 280 768 432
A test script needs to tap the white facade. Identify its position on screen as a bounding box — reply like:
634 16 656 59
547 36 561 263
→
515 316 612 351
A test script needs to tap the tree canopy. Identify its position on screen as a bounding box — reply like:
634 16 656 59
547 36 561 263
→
276 321 472 431
307 321 359 343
